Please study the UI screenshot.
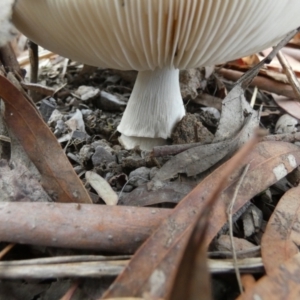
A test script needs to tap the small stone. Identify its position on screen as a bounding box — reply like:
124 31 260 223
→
122 184 134 193
129 167 150 187
92 146 116 167
39 98 57 122
275 114 299 134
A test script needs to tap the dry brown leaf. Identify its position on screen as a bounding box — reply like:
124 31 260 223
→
121 181 195 206
102 141 300 299
272 94 300 119
261 184 300 273
0 74 92 203
240 253 300 300
166 197 212 300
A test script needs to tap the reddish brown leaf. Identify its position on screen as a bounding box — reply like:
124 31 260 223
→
102 141 300 299
272 94 300 119
0 74 92 203
261 185 300 273
166 195 213 300
240 253 300 300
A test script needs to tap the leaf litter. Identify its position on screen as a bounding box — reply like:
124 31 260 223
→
1 22 300 300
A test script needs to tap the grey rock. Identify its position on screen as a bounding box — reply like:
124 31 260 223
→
129 167 150 187
92 146 116 167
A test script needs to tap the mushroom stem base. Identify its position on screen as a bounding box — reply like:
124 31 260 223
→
118 67 185 150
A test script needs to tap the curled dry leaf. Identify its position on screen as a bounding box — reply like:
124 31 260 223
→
261 184 300 273
85 171 118 205
240 253 300 300
0 74 92 203
213 85 258 144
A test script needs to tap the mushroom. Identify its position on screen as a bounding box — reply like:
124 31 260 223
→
12 0 300 150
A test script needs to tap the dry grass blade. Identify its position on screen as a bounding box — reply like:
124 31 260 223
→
0 74 92 203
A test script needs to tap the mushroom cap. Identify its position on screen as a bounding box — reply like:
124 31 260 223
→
13 0 300 71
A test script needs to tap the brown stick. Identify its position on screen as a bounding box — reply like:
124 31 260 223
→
28 41 38 84
0 202 170 253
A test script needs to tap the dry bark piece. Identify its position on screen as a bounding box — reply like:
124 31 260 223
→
12 0 300 149
261 184 300 273
0 74 92 203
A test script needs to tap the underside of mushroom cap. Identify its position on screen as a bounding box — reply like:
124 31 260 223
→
13 0 300 71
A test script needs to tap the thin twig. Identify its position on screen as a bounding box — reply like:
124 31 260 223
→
277 50 300 102
0 243 15 260
250 86 258 108
227 164 251 295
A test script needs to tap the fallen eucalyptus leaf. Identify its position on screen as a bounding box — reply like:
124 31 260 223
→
261 184 300 274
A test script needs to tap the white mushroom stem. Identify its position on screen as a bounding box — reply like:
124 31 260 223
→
118 67 185 150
